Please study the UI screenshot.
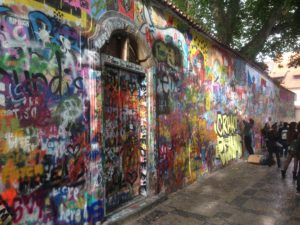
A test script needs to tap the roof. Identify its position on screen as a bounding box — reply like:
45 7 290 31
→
156 0 270 78
155 0 296 96
268 53 300 89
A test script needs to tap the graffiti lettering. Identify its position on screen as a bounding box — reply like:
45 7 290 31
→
51 186 79 201
2 163 43 183
214 113 242 165
12 190 47 223
58 199 103 224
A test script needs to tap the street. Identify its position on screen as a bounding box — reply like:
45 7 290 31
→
123 161 300 225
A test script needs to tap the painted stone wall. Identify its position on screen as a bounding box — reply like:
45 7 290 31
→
0 1 104 224
133 0 294 193
0 0 295 224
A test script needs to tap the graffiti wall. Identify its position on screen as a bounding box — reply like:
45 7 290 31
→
0 0 295 224
0 1 103 224
133 0 295 193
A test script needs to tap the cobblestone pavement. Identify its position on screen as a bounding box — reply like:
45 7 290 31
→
123 161 300 225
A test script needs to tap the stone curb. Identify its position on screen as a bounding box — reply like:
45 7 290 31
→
103 194 168 225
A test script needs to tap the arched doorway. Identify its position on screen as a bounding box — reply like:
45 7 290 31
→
90 12 152 214
101 57 147 212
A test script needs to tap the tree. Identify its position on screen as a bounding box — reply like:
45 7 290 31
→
171 0 300 67
288 52 300 68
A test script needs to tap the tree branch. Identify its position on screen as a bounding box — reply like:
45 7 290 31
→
240 0 291 60
227 0 241 41
209 0 241 45
209 0 229 43
270 23 289 35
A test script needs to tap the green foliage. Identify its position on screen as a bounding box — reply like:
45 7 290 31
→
171 0 300 66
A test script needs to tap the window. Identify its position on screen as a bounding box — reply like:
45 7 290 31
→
101 31 138 64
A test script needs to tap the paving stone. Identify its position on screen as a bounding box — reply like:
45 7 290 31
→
282 219 300 225
151 213 206 225
120 162 300 225
243 198 283 214
229 196 249 207
214 212 232 219
137 210 167 225
253 190 281 201
290 204 300 217
171 208 208 221
228 211 276 225
242 189 257 196
252 182 266 189
207 217 227 225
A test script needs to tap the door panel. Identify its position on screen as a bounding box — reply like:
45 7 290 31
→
103 65 146 213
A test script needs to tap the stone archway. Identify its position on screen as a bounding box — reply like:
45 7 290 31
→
89 11 153 68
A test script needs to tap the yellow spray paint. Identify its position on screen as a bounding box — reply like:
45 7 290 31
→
214 113 242 164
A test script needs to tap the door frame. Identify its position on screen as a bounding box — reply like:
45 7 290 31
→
100 53 148 214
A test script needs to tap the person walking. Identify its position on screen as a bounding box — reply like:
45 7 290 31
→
267 123 281 168
296 135 300 194
243 118 254 155
279 122 289 157
281 122 299 179
295 122 300 194
261 123 270 152
294 122 300 178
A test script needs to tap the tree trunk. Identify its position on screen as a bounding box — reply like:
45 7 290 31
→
240 1 289 60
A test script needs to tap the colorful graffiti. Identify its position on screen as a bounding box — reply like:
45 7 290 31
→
118 0 134 20
0 3 103 224
139 3 189 73
0 0 295 224
102 63 147 212
3 0 92 30
91 0 106 20
133 0 294 193
214 113 242 164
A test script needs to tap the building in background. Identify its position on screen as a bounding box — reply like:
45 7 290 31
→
268 53 300 121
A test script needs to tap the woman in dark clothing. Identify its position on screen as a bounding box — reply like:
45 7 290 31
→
278 122 289 157
296 122 300 194
267 123 281 168
281 122 298 179
243 118 254 155
261 123 270 152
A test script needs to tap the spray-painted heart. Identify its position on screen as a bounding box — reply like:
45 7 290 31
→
67 144 81 157
125 170 138 185
128 80 137 94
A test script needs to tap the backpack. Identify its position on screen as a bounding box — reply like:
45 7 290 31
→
281 129 288 140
